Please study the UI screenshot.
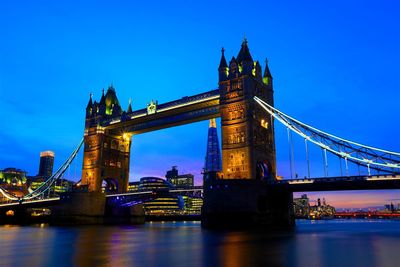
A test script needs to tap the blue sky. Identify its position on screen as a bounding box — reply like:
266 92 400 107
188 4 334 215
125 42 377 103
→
0 0 399 208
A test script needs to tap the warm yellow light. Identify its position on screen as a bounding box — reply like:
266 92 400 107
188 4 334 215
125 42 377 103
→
122 133 131 141
261 119 268 129
40 151 55 157
6 210 14 216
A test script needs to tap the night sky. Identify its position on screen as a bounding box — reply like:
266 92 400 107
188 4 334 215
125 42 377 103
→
1 1 399 208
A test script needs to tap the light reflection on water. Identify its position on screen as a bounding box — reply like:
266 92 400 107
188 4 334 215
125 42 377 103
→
1 220 400 267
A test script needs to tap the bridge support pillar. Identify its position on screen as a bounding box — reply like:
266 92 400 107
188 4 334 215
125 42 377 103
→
50 192 106 225
50 192 145 225
201 180 294 229
104 199 145 225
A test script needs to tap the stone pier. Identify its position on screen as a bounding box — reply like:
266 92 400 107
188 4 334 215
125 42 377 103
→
50 192 145 225
201 179 295 229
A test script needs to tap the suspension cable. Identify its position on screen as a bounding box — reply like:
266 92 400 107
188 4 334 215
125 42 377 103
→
254 97 400 173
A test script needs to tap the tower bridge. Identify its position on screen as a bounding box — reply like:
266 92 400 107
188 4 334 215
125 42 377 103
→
81 39 275 194
1 39 399 228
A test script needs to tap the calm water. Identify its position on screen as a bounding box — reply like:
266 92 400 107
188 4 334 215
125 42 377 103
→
1 220 400 267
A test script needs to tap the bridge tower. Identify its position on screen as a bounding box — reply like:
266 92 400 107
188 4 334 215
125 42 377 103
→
81 86 131 193
219 39 276 180
202 40 293 229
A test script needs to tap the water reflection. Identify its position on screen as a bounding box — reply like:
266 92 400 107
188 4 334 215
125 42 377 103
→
1 220 400 267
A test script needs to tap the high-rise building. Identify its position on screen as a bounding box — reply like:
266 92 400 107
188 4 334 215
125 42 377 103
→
165 166 194 187
203 118 222 181
38 151 55 178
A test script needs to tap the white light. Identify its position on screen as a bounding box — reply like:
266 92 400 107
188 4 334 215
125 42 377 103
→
288 180 314 184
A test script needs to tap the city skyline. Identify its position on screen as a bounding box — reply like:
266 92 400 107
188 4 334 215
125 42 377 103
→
1 1 399 208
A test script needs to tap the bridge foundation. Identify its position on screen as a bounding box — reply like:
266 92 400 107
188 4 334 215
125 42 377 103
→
104 199 145 225
50 192 106 225
201 180 295 229
50 192 145 225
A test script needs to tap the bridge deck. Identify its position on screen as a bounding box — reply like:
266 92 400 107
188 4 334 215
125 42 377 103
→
104 89 220 134
0 197 60 210
276 174 400 192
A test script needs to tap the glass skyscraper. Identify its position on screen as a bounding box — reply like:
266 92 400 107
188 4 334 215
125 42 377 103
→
203 118 222 181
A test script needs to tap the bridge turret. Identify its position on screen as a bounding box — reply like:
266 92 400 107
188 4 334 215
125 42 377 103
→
263 58 272 86
127 98 133 113
228 56 239 79
104 85 122 117
85 93 93 118
236 38 254 75
98 89 106 116
253 60 262 81
218 47 228 82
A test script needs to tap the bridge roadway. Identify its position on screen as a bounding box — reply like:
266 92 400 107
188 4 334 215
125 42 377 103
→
0 186 204 210
276 174 400 192
1 177 400 210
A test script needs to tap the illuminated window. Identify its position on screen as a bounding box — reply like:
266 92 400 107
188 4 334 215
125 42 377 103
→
111 140 118 149
261 119 268 129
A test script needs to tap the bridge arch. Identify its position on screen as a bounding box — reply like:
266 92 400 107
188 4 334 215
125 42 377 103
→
256 161 271 180
101 178 119 193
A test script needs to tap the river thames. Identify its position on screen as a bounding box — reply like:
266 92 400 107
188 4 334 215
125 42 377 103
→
1 220 400 267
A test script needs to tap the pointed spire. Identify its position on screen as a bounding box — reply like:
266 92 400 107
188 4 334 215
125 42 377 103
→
99 89 105 104
236 38 253 63
263 58 272 85
218 47 229 82
209 118 217 128
86 93 93 109
218 47 228 69
127 98 132 113
108 83 115 92
263 58 272 78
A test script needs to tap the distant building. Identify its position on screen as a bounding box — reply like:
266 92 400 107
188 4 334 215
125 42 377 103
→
0 168 27 185
203 118 222 181
128 181 140 192
139 176 174 191
129 176 202 216
38 151 55 178
138 177 183 215
182 196 203 215
27 177 74 193
293 194 310 218
165 166 194 187
0 168 28 198
309 198 336 219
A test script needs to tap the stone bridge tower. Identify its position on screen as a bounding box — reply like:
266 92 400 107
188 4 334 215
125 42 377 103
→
219 39 276 180
81 86 131 193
